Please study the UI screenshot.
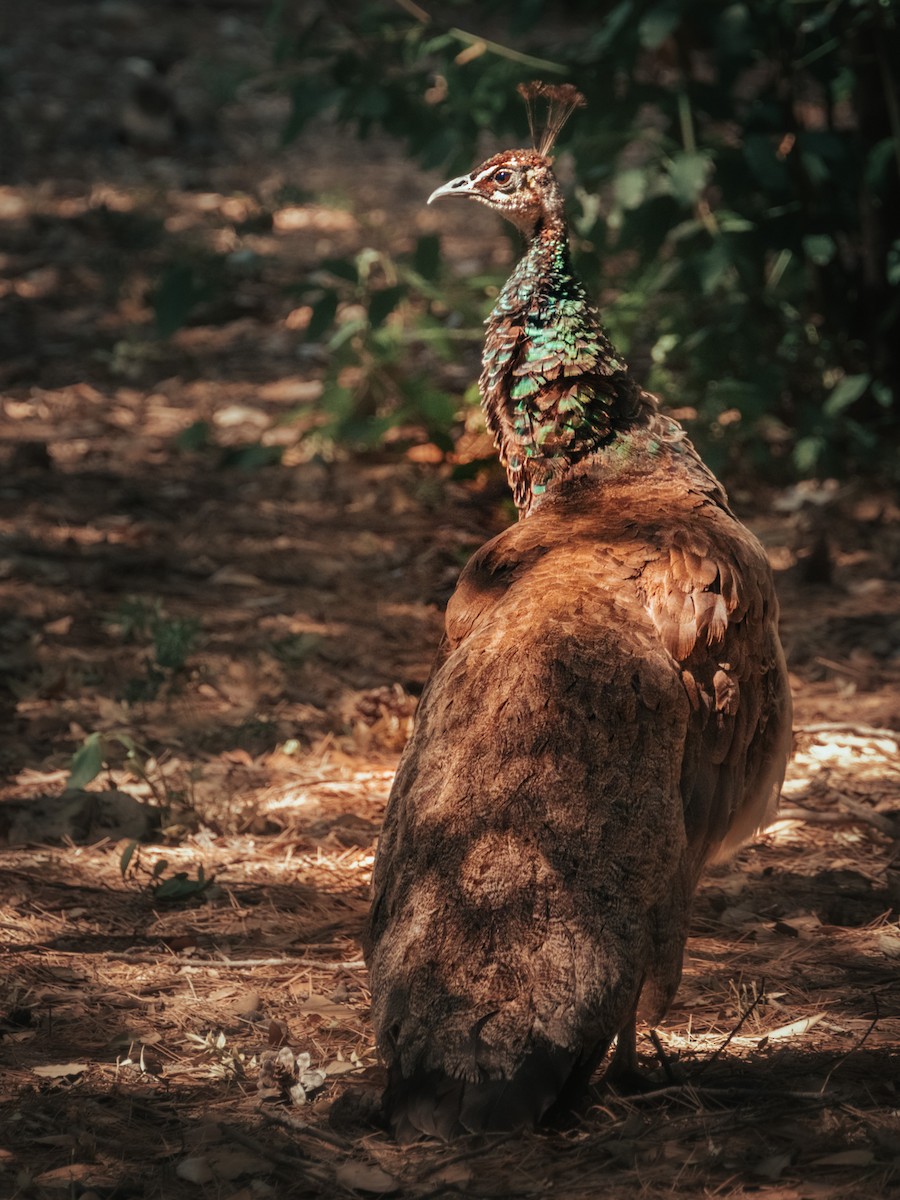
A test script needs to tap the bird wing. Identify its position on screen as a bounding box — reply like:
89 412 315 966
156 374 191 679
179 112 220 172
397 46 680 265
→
445 489 791 865
631 503 792 863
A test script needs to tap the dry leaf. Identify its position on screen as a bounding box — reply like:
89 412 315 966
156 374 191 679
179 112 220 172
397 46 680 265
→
206 1148 269 1180
753 1152 792 1180
812 1148 875 1167
176 1156 215 1184
230 990 262 1017
324 1059 360 1076
209 565 265 586
427 1162 473 1186
32 1134 78 1149
32 1062 88 1079
297 992 356 1021
268 1019 289 1046
139 1045 164 1076
762 1013 825 1041
33 1163 101 1186
334 1161 399 1194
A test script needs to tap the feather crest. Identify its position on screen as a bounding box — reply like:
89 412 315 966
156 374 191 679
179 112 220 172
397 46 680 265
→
517 81 586 156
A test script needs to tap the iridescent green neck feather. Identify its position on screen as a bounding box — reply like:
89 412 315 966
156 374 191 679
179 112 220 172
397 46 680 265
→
426 146 651 514
480 208 646 514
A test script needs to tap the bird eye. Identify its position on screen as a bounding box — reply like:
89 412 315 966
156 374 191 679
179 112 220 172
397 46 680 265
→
493 169 513 185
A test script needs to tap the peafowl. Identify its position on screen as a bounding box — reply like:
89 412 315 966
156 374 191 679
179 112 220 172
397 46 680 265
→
364 83 792 1142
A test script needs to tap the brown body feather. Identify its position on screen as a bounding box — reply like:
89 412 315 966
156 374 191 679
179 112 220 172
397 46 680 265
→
365 419 792 1140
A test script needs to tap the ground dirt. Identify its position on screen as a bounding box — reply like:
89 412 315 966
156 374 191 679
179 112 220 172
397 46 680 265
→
1 4 900 1198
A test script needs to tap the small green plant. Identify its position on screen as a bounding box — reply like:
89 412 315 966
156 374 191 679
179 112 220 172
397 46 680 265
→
295 239 482 450
106 598 201 699
119 839 214 903
174 420 285 472
67 729 168 804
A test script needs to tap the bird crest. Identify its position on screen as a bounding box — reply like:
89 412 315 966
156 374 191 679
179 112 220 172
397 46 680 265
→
517 81 586 157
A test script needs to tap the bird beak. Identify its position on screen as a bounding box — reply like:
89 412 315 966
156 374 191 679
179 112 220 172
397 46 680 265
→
427 174 476 204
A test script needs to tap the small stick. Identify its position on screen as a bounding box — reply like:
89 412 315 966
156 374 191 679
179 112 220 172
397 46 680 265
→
218 1122 307 1169
696 981 766 1080
774 799 900 838
259 1108 353 1151
776 807 856 825
836 796 900 838
819 993 880 1093
602 1083 831 1106
797 722 899 742
414 1134 520 1181
649 1028 682 1085
216 956 367 970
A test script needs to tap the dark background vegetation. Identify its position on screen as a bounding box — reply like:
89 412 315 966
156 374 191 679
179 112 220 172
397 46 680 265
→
278 0 900 481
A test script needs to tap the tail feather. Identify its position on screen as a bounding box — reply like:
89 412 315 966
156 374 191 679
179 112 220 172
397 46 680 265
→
385 1041 596 1143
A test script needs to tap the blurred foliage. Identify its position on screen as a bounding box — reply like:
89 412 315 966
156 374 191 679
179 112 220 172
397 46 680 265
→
275 0 900 479
293 237 477 450
105 598 201 701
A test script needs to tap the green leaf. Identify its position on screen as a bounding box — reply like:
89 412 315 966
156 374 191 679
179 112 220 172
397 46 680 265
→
408 380 458 429
866 139 896 190
743 136 789 191
219 443 284 470
305 291 339 342
697 243 733 295
413 234 441 282
793 435 825 473
153 263 208 338
718 213 754 233
154 873 202 900
667 151 714 206
614 168 648 211
327 316 366 351
872 381 894 409
368 285 405 328
68 733 104 790
319 257 359 283
451 456 496 481
589 0 634 55
639 0 683 49
320 384 356 420
823 373 870 417
176 421 212 452
887 239 900 287
282 81 340 144
120 840 139 877
802 234 835 265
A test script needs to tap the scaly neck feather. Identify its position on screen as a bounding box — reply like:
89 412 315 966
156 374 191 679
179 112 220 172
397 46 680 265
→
479 209 648 514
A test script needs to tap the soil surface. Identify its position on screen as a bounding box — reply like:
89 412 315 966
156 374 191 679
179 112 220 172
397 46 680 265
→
2 4 900 1198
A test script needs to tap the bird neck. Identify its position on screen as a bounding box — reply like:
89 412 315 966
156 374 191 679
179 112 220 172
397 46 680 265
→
481 214 646 514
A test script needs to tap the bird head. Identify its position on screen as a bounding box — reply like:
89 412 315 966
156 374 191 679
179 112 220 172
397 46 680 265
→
427 150 565 236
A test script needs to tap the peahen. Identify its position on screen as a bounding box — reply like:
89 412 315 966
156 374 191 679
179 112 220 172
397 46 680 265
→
364 83 792 1142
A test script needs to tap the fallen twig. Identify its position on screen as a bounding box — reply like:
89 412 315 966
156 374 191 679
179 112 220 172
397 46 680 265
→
797 722 899 743
259 1107 354 1151
836 796 900 839
695 982 766 1080
775 800 900 838
217 955 367 970
819 993 880 1094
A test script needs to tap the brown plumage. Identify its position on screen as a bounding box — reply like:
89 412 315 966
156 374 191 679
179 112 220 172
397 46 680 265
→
364 86 792 1142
